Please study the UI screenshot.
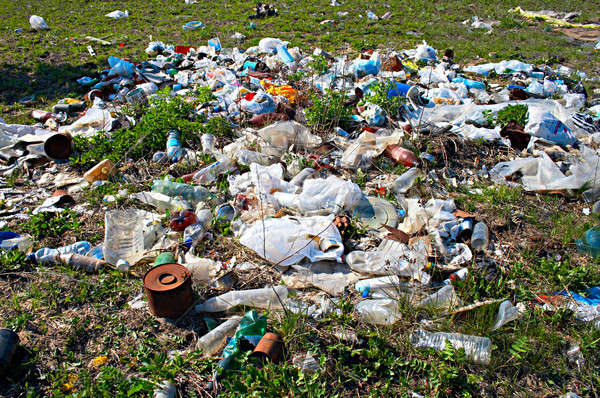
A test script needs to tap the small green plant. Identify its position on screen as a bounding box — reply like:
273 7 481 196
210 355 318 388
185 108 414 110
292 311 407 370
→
305 89 351 131
202 116 234 138
355 168 367 187
287 70 306 82
363 81 406 119
0 249 31 272
484 104 529 128
212 217 232 236
23 209 82 240
509 336 531 361
194 86 215 104
310 55 329 74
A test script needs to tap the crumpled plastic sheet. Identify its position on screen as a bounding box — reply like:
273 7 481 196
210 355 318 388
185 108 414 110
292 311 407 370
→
283 262 360 296
58 108 115 136
345 239 431 284
229 162 297 209
340 130 403 169
490 145 600 191
397 198 456 235
274 175 362 214
239 215 344 266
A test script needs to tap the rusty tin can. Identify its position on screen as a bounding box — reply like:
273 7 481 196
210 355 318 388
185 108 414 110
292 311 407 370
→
144 263 194 318
250 332 284 363
44 132 72 160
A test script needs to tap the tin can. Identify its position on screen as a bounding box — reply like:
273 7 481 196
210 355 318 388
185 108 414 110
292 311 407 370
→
144 263 194 318
250 332 284 363
125 87 147 106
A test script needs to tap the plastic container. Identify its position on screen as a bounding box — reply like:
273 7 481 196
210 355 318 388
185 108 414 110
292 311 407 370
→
103 209 145 265
184 158 235 185
276 45 294 64
289 167 315 187
492 300 522 330
200 133 216 154
237 150 276 167
32 241 91 263
410 329 491 365
29 15 49 30
83 159 116 183
196 316 242 356
471 222 489 252
391 167 419 194
452 77 486 90
152 179 211 204
384 145 419 167
166 130 183 162
170 211 197 232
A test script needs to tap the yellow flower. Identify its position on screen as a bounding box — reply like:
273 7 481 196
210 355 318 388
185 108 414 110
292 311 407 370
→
90 355 109 368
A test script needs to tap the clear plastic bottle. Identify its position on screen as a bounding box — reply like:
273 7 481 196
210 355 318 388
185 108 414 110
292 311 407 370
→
492 300 522 330
196 316 242 356
237 150 276 167
355 299 401 325
391 167 419 195
195 286 288 312
133 191 192 212
153 381 176 398
410 329 491 365
32 241 91 263
83 159 116 183
152 179 211 204
201 133 216 154
166 130 183 162
103 209 145 265
471 222 489 252
186 158 235 185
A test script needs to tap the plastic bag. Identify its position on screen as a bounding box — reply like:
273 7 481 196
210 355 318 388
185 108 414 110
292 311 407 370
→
259 37 286 53
219 310 267 369
340 130 403 169
58 108 114 136
274 175 362 214
29 15 49 30
360 103 386 126
105 10 129 19
417 285 462 310
239 91 276 115
352 52 381 79
107 56 135 77
525 108 576 146
257 121 322 155
239 215 344 266
414 41 437 62
492 300 523 330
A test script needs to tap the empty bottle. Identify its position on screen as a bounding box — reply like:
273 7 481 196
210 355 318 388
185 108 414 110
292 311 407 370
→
471 222 489 251
391 167 419 194
452 77 486 90
152 179 211 204
83 159 116 183
385 145 419 167
200 133 216 153
417 285 462 310
196 286 288 312
355 299 401 325
134 191 192 212
166 130 183 162
289 167 315 187
184 158 235 185
31 241 91 263
103 209 145 265
410 329 491 365
238 150 276 167
196 316 242 356
492 300 522 330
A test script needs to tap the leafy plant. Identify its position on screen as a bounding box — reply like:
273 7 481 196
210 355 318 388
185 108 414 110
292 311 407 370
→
310 55 329 74
0 249 31 272
363 81 406 118
484 104 529 128
305 89 351 131
23 209 82 240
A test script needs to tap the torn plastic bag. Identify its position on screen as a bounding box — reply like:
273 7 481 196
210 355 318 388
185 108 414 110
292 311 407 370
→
240 91 276 115
360 103 386 126
352 52 381 79
274 175 362 214
240 215 344 266
417 285 462 310
107 56 135 77
525 108 576 146
356 298 400 325
454 124 504 142
59 108 114 136
397 198 456 235
259 38 286 53
228 163 297 208
340 130 403 169
196 286 288 312
257 121 322 156
414 41 438 62
346 239 431 284
283 262 360 296
492 300 523 330
418 64 448 84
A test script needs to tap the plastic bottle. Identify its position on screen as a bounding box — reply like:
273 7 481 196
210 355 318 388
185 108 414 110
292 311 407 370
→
355 275 401 293
471 222 489 251
417 285 462 309
0 236 33 252
31 241 91 263
184 158 235 185
166 130 183 162
443 267 469 285
355 299 401 325
452 77 486 90
83 159 116 183
237 150 276 167
152 179 211 204
335 127 350 138
195 286 288 312
289 167 315 187
410 329 491 365
103 209 145 265
391 167 419 195
133 191 192 212
196 316 242 356
384 145 419 167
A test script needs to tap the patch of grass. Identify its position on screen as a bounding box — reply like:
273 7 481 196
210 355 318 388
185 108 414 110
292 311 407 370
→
22 209 82 240
305 89 351 131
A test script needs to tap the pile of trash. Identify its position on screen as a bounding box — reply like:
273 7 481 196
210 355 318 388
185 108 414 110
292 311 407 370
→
2 33 600 391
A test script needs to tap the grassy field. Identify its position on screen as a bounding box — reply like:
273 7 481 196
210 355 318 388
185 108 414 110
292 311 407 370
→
1 0 600 397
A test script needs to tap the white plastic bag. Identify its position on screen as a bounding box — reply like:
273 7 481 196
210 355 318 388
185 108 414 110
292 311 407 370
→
257 121 322 155
525 108 576 146
29 15 49 30
356 299 401 325
259 38 286 53
105 10 129 19
492 300 523 330
239 215 344 266
274 176 362 214
414 41 437 62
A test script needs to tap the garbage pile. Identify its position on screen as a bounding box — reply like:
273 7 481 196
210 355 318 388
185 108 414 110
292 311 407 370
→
1 35 600 387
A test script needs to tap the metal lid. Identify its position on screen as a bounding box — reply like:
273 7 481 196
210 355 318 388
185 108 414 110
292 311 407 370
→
352 196 399 231
144 263 191 292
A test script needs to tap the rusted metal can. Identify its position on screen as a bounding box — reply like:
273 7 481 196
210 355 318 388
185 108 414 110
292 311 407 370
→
250 332 284 363
43 132 72 160
144 263 194 318
0 328 19 375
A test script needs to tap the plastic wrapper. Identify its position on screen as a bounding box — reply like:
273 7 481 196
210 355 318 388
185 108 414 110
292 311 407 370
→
195 286 288 312
58 108 115 136
239 215 344 266
340 130 403 169
356 298 401 325
29 15 49 30
525 108 576 146
283 262 360 296
492 300 522 330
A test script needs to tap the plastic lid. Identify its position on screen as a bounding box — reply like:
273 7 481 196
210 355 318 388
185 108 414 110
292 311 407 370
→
353 196 399 231
144 263 191 292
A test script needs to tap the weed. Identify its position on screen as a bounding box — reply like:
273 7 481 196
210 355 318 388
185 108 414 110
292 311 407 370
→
193 86 216 104
363 81 406 119
310 55 329 75
305 89 351 131
0 249 31 272
22 209 82 240
355 168 367 187
484 104 529 128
